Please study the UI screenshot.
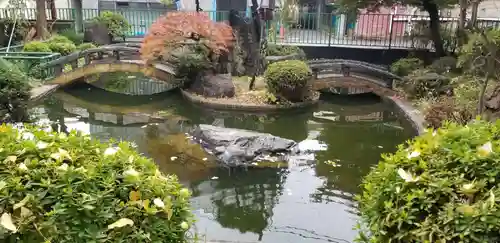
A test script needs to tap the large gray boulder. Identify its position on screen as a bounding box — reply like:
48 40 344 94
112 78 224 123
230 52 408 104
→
191 124 297 166
189 73 235 98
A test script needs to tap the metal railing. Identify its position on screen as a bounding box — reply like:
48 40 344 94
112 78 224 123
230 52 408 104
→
1 8 500 49
0 52 61 78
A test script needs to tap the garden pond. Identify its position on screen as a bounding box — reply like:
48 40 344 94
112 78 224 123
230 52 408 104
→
29 72 415 243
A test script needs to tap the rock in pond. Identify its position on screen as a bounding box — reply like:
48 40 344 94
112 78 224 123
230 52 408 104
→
189 73 235 98
190 124 325 167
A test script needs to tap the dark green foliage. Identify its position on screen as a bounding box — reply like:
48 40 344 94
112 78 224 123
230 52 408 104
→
0 58 30 123
76 43 97 51
58 29 85 45
170 45 212 82
398 69 451 99
48 42 77 56
0 124 193 242
458 29 500 77
390 57 424 77
22 41 51 53
264 60 312 102
358 120 500 242
429 56 458 74
92 11 131 39
266 44 305 58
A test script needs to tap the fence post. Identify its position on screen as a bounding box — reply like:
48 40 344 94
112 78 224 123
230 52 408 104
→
328 12 333 47
388 14 394 49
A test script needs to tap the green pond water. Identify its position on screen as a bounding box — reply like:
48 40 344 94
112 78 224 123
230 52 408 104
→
30 72 415 243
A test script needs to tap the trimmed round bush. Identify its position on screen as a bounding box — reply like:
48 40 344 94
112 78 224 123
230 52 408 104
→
266 44 305 58
48 42 77 56
48 35 74 45
358 121 500 242
390 57 423 77
76 42 97 51
0 125 193 242
22 41 51 52
264 60 312 102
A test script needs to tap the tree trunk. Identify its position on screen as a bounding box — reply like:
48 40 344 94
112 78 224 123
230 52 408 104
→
457 0 467 47
470 0 479 28
422 0 445 56
35 0 49 39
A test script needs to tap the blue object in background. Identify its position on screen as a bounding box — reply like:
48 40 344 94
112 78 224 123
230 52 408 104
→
175 0 181 10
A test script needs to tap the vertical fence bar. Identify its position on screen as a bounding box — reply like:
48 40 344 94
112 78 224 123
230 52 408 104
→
388 14 394 49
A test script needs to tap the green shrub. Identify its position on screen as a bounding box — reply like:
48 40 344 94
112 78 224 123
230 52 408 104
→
0 124 193 242
398 69 451 99
76 42 97 51
48 35 74 45
22 41 51 53
58 29 84 45
0 58 30 123
429 56 458 74
266 44 305 58
357 120 500 242
390 57 424 77
264 60 312 102
48 42 77 56
92 11 131 39
458 29 500 77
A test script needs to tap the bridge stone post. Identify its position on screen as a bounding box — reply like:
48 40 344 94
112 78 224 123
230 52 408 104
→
84 54 91 65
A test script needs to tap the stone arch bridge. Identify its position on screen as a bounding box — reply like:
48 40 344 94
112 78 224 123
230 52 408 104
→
40 44 402 97
39 44 178 87
307 59 402 97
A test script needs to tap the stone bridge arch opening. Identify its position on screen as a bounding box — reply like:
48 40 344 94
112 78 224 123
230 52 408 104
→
308 59 402 97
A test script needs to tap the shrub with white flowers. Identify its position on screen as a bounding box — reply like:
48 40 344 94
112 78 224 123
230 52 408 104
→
0 124 193 242
357 120 500 242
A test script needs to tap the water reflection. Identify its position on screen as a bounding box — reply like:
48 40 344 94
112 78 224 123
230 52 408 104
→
30 81 414 243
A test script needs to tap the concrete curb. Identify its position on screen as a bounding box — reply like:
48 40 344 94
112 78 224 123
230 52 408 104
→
180 89 320 112
30 84 60 102
382 96 426 135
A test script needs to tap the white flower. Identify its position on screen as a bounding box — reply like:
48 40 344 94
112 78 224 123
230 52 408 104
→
180 221 189 230
50 148 72 161
21 132 34 140
202 158 207 161
397 168 420 182
0 213 16 233
153 198 165 208
462 183 474 190
104 147 119 156
407 150 421 159
107 218 134 229
123 169 139 177
432 130 437 137
36 141 49 149
75 167 87 173
170 156 177 161
211 176 219 180
478 142 493 156
57 163 69 171
18 163 28 171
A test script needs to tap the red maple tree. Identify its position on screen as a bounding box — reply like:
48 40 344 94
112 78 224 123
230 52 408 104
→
140 12 234 63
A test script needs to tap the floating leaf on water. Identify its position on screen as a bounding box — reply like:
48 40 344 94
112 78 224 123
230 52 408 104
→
129 191 141 201
211 176 219 180
170 156 178 161
202 158 207 161
0 213 17 233
107 218 134 229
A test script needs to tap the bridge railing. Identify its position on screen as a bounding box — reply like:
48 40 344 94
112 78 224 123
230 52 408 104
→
308 59 402 88
36 44 141 79
0 51 61 77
